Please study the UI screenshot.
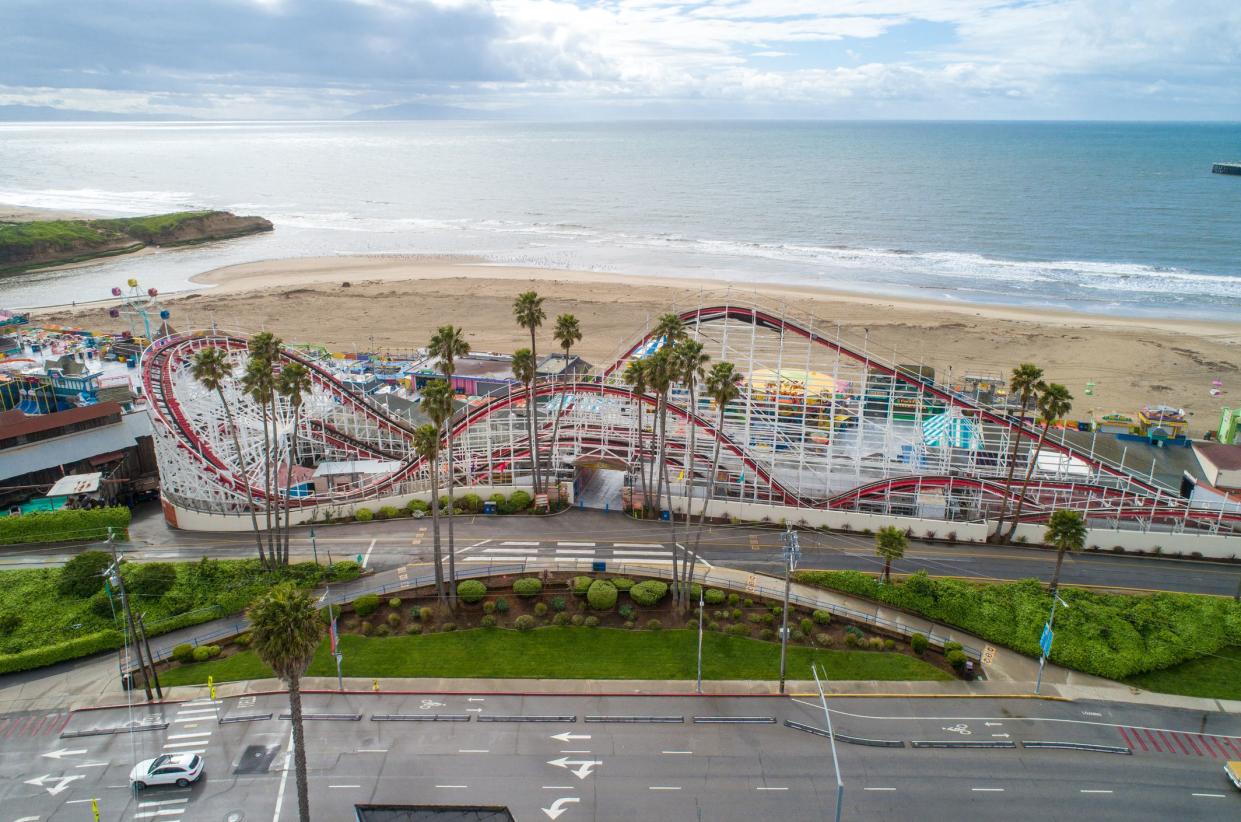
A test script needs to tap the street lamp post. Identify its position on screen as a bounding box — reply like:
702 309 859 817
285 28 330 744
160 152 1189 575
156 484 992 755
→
310 527 319 566
696 585 705 694
778 526 800 694
1034 588 1069 695
811 663 844 822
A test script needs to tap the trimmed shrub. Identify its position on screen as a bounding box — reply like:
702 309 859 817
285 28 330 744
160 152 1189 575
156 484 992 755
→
0 630 123 675
646 619 663 631
483 601 496 615
571 576 593 596
234 632 252 647
743 598 753 607
623 620 635 630
375 624 391 636
419 606 433 622
388 597 402 609
731 608 743 620
171 643 195 664
352 594 381 617
354 508 374 522
192 646 211 662
800 618 814 637
330 561 361 581
406 498 430 515
727 593 740 606
457 580 487 604
550 596 566 612
480 614 497 628
844 633 859 647
58 551 113 598
88 590 115 619
704 588 726 605
441 623 457 632
494 598 509 614
570 614 585 627
946 649 968 672
868 637 885 651
458 493 483 513
910 633 929 656
610 577 635 592
727 623 751 637
552 613 569 626
629 580 669 606
618 604 635 620
584 616 600 628
515 615 536 631
884 638 896 650
812 610 832 625
944 641 963 654
406 624 423 635
815 633 834 647
359 621 373 636
707 621 720 632
587 580 618 610
379 506 401 520
386 613 401 628
534 602 548 617
513 578 543 598
509 490 533 511
759 628 775 641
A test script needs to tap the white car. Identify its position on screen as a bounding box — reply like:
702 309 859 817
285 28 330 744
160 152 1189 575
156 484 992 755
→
129 753 204 789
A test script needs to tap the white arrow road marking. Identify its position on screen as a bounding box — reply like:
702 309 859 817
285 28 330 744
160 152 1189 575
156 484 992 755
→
542 798 580 819
550 732 591 743
547 757 602 780
984 722 1003 727
24 774 85 796
14 816 40 821
467 697 485 702
41 748 87 759
991 733 1011 739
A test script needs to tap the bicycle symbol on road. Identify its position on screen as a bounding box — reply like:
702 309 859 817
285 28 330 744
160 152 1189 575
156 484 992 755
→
420 699 446 710
942 723 972 735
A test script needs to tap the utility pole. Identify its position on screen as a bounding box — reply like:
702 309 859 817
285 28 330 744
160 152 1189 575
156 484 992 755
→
310 527 319 566
778 525 800 694
106 528 153 702
136 613 163 700
1035 589 1069 695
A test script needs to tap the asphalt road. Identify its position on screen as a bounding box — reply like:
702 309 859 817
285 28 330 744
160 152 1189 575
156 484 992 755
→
1 694 1238 821
5 506 1240 597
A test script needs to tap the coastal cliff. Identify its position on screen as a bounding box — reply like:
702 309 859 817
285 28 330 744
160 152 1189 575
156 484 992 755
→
0 210 273 273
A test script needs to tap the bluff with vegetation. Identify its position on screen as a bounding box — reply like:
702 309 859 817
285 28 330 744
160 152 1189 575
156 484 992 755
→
0 210 273 272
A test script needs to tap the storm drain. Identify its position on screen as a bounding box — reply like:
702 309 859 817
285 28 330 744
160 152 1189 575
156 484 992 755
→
234 744 281 775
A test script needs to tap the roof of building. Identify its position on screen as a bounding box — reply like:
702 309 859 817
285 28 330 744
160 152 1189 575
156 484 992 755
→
314 460 402 477
0 402 123 440
46 472 102 496
536 354 590 376
0 410 151 481
1194 441 1241 471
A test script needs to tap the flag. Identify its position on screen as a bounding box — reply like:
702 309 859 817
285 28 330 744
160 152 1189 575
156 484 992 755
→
329 616 338 654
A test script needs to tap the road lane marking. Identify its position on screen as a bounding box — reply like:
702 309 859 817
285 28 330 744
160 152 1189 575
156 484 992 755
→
134 811 183 819
167 732 212 740
1080 790 1113 794
971 788 1005 792
757 787 789 791
543 786 574 790
1191 793 1225 798
458 749 490 753
557 542 596 547
661 751 692 755
66 798 101 804
483 547 540 554
362 539 376 568
356 749 387 753
272 728 293 822
75 762 108 768
556 549 595 555
649 786 681 791
863 788 896 792
559 750 591 754
436 785 469 789
164 741 208 749
329 785 361 789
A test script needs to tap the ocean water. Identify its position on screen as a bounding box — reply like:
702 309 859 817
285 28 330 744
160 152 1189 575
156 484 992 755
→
0 120 1238 318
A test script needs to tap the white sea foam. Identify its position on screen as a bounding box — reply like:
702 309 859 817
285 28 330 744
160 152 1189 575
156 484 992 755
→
0 187 197 215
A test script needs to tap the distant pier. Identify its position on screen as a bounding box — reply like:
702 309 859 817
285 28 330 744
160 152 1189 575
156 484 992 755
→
1212 162 1241 175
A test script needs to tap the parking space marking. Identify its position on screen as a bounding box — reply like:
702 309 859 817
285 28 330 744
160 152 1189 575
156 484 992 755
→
356 749 387 753
173 708 218 716
134 810 183 819
542 786 574 790
362 539 376 568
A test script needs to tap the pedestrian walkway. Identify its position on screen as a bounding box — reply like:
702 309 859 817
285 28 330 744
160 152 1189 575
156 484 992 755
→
457 539 705 568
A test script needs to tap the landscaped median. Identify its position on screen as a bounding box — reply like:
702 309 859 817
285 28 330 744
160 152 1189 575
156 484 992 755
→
158 627 952 686
795 569 1241 697
0 554 361 675
0 506 130 546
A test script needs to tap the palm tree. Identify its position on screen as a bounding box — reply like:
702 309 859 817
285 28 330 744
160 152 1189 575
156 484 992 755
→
248 332 284 559
428 325 470 586
247 583 322 822
412 422 446 601
277 361 312 565
191 346 266 564
687 360 740 602
420 383 454 605
242 355 277 568
992 363 1045 541
548 314 582 496
642 346 680 600
513 292 546 492
875 526 908 584
673 338 709 603
1044 509 1087 592
622 359 652 515
1006 383 1074 542
511 348 538 499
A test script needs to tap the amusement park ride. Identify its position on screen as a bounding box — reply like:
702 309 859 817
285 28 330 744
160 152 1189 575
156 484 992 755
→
141 296 1241 536
109 279 171 341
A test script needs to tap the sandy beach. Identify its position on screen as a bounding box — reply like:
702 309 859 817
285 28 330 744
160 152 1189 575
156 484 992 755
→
30 254 1241 428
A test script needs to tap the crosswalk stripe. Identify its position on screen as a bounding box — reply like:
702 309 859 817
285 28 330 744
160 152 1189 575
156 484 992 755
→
174 708 218 716
612 549 669 556
556 549 595 555
500 541 540 546
164 741 207 749
482 547 539 554
614 543 663 548
557 542 596 547
167 732 212 740
138 799 189 807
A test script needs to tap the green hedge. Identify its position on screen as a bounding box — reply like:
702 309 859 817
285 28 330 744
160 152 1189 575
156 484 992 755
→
570 576 593 596
587 580 618 611
457 580 487 604
0 507 131 546
0 630 123 675
513 578 542 598
795 569 1241 680
629 580 669 607
352 593 381 616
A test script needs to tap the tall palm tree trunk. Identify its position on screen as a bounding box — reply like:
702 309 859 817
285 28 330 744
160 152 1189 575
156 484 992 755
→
549 386 566 503
1049 547 1068 592
221 393 267 565
992 396 1031 540
282 405 301 565
287 673 311 822
445 423 458 608
529 330 542 495
1006 423 1052 542
634 399 649 515
430 454 445 602
680 384 698 601
687 404 725 608
657 403 680 603
259 410 275 563
270 394 282 564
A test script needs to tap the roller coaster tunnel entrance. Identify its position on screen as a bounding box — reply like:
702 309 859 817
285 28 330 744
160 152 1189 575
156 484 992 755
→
573 457 628 511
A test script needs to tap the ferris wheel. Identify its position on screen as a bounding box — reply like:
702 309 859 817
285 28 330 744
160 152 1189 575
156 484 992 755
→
108 278 170 340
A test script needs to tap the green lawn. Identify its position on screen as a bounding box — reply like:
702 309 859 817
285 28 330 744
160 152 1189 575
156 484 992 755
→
160 627 952 685
160 649 277 687
1126 646 1241 701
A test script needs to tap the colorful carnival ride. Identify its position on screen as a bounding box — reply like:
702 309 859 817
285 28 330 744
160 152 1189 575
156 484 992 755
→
143 297 1241 535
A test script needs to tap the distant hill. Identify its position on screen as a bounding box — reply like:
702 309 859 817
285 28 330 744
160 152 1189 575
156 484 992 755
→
347 102 496 121
0 105 192 122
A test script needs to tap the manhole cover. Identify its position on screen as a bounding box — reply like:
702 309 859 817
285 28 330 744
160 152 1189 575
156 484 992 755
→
225 813 245 822
233 745 280 775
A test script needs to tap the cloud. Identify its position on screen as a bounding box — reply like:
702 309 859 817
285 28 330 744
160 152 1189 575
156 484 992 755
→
0 0 1236 118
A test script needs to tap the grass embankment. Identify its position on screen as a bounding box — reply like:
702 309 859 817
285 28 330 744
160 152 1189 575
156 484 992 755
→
159 626 952 686
1126 646 1241 701
795 570 1241 682
0 557 358 674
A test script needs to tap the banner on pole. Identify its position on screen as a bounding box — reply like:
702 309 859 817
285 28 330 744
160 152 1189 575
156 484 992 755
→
329 617 339 654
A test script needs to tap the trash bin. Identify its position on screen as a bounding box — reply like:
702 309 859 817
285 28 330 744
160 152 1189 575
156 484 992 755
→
592 561 606 573
483 501 497 515
120 671 135 691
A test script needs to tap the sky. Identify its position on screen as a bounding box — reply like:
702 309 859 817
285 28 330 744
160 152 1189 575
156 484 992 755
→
1 0 1239 120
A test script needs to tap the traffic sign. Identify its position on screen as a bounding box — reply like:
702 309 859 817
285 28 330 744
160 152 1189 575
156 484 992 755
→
1039 623 1053 658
